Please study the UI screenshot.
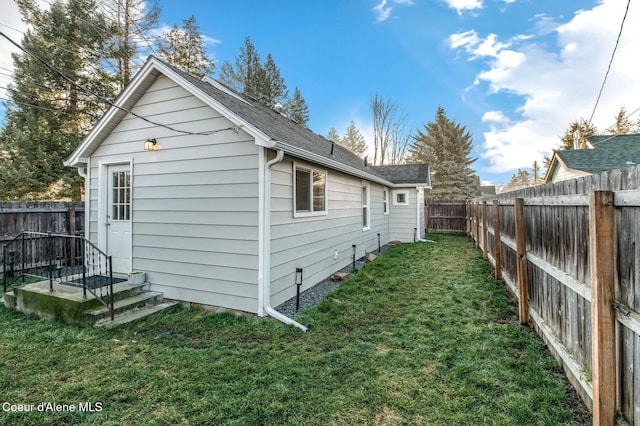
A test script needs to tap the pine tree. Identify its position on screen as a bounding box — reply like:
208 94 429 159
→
258 53 287 107
0 0 116 200
219 37 309 124
326 128 341 143
219 36 262 97
286 87 309 126
340 121 367 157
407 106 479 200
157 15 215 78
559 118 597 149
502 169 532 192
102 0 160 90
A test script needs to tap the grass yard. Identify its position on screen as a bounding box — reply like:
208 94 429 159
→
0 234 590 425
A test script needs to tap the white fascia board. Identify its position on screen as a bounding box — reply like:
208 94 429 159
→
274 141 394 187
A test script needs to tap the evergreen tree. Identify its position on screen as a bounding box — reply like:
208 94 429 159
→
407 106 479 200
0 0 116 200
219 37 309 124
219 36 262 97
286 87 309 126
157 15 215 78
340 121 367 157
102 0 160 90
258 53 287 107
326 127 341 143
559 118 597 149
502 169 532 192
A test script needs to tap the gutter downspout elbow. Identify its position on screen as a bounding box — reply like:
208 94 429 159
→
264 149 308 332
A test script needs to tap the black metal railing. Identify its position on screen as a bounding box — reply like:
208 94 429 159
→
2 232 114 321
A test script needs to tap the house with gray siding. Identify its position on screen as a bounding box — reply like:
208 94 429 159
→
65 56 430 330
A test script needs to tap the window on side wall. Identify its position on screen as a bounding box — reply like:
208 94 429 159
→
294 163 327 217
362 182 370 230
393 190 410 206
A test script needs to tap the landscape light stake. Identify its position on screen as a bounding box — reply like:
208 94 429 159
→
352 244 357 273
295 268 303 311
378 233 381 253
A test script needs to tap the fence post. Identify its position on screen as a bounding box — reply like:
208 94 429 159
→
475 202 480 249
589 191 616 426
482 201 488 260
492 200 502 281
514 198 528 324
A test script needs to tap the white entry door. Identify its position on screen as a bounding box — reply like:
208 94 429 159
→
106 165 132 274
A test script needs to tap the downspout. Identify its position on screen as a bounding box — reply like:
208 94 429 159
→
262 148 308 332
416 187 427 243
78 166 89 239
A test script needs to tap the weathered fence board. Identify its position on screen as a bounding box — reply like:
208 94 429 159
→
0 201 84 244
469 164 640 425
425 200 467 233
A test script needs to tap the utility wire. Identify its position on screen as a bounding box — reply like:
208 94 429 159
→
587 0 631 126
0 30 233 137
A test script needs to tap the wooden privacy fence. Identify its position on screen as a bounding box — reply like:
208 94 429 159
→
425 200 467 233
468 165 640 426
0 201 85 247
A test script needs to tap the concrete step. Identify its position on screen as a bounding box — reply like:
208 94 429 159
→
82 291 164 325
94 301 179 327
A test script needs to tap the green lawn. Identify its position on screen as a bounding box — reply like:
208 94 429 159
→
0 234 590 425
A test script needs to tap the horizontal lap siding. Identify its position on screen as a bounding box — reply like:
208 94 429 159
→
88 75 259 313
389 189 418 242
269 157 389 307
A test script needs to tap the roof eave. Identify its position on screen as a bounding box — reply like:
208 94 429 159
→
274 141 394 186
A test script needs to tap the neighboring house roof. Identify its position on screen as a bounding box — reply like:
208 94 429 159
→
66 56 429 188
479 185 496 196
371 164 431 186
544 134 640 183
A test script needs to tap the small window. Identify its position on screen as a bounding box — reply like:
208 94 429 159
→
383 188 389 215
362 182 370 230
294 164 327 217
393 190 410 206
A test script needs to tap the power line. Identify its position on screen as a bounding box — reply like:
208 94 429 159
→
587 0 632 127
0 30 233 137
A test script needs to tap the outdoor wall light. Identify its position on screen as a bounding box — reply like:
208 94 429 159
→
144 138 157 151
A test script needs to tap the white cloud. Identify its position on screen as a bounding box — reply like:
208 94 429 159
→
0 3 30 101
372 0 415 22
450 0 640 173
443 0 484 15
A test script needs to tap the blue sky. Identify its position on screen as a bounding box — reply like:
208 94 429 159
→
1 0 638 185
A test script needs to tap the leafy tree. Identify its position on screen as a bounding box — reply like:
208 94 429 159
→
339 121 367 157
0 0 116 200
502 169 532 193
407 106 479 200
370 92 408 165
286 87 309 127
157 15 215 78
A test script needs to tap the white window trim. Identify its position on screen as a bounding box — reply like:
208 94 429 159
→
362 181 370 231
393 189 410 206
383 187 389 215
293 162 328 218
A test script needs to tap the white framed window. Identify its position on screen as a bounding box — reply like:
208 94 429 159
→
393 190 410 206
293 163 327 217
383 187 389 215
362 182 370 230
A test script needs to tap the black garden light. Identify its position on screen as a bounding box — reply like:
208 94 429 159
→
352 244 357 273
295 268 303 311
